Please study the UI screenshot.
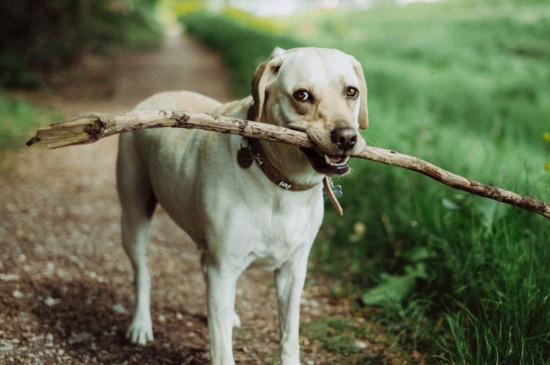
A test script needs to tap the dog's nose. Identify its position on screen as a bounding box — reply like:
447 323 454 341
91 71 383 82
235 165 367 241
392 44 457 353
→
331 127 358 151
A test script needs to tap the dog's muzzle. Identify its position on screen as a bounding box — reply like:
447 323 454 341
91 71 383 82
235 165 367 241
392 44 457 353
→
300 148 351 176
300 127 362 176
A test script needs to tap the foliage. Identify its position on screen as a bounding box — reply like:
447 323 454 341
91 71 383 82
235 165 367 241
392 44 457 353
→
179 11 302 96
171 0 206 16
286 1 550 363
302 318 379 363
0 0 162 88
178 1 550 363
0 96 60 170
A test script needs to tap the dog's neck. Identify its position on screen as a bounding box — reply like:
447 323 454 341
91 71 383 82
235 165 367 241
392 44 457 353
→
256 139 344 215
232 98 325 188
260 138 314 186
245 138 320 191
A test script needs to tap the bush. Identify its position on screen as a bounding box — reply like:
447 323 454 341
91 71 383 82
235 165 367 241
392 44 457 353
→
0 0 162 88
180 11 302 96
0 96 60 169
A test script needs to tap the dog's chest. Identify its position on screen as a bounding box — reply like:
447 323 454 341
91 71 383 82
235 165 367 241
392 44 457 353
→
236 192 324 270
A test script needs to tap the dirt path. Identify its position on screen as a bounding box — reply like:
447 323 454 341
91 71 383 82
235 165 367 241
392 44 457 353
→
0 30 381 364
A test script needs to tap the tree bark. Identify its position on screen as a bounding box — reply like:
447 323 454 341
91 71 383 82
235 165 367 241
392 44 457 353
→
27 110 550 220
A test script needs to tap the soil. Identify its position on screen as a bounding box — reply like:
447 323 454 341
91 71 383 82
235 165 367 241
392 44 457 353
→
0 29 407 364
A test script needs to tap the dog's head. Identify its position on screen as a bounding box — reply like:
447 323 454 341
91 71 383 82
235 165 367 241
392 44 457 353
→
248 47 368 177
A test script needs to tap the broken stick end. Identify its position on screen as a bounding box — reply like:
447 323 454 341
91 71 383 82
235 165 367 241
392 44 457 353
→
26 136 41 147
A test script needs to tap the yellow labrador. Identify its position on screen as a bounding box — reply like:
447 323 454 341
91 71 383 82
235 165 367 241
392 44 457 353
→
116 47 368 364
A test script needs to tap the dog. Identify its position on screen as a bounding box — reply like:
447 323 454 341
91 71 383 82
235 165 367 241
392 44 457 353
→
116 47 368 364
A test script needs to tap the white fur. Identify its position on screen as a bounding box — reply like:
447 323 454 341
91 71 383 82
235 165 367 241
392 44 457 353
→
116 47 368 365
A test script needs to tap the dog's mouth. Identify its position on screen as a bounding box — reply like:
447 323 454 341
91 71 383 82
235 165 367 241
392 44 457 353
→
300 148 350 176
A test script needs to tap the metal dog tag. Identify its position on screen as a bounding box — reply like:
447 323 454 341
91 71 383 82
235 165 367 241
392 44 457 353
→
322 182 343 198
332 184 343 198
237 147 253 168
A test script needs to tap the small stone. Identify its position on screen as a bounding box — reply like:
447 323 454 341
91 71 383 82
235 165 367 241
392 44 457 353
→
44 297 60 307
112 303 126 314
0 274 20 282
0 341 14 352
68 332 94 345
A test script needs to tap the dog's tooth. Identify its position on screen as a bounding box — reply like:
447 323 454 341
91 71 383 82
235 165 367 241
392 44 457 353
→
324 154 350 166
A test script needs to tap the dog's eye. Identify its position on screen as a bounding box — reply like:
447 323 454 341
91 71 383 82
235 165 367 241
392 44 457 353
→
345 87 359 99
293 90 312 102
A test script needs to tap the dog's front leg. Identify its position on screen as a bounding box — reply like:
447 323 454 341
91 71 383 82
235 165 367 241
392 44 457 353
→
204 255 241 365
275 250 310 365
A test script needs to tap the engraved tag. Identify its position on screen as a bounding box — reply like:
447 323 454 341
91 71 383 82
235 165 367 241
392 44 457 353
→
278 181 292 190
237 147 253 168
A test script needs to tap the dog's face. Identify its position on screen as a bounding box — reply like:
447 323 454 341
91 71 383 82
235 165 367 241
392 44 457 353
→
248 47 368 176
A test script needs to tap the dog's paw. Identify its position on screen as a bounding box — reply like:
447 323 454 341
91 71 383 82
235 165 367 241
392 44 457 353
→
126 318 154 345
233 311 241 328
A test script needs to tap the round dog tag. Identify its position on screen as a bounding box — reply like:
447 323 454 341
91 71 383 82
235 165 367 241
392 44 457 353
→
237 147 253 168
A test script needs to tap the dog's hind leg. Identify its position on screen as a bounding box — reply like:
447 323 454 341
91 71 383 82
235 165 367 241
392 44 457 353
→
117 134 158 345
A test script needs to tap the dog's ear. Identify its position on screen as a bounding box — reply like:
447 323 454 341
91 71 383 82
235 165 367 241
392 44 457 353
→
248 50 284 121
352 58 369 130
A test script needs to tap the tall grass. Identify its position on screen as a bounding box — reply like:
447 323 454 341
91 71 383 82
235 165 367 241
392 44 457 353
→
180 2 550 362
180 11 301 95
288 1 550 363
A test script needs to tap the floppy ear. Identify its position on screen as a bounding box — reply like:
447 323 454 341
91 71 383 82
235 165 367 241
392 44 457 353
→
352 58 369 130
247 49 284 121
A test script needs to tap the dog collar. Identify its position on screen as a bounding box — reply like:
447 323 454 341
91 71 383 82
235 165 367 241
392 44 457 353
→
237 138 344 215
239 138 317 191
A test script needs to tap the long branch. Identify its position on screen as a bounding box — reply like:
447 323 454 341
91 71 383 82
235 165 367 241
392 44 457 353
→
26 110 550 220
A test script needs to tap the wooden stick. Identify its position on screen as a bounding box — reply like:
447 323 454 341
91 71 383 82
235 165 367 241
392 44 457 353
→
27 110 550 220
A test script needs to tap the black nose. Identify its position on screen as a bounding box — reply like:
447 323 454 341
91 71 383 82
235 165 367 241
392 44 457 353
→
331 127 358 151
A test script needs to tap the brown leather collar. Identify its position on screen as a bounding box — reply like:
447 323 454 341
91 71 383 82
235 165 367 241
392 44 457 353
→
239 136 344 215
247 138 317 191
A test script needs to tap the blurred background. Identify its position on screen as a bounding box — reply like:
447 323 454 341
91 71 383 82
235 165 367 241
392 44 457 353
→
1 0 549 363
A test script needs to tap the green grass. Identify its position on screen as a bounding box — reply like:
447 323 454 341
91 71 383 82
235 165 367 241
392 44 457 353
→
180 2 550 363
303 317 383 363
180 11 302 96
0 96 60 170
290 1 550 363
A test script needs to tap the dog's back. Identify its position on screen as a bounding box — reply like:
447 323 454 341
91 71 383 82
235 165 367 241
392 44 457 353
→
117 91 225 246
